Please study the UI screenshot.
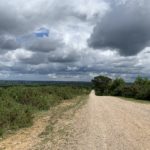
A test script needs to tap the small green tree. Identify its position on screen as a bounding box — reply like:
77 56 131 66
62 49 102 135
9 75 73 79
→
134 76 150 100
92 75 112 95
134 76 149 86
110 78 125 96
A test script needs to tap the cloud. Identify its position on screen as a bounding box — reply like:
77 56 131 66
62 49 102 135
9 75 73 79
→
16 27 64 53
48 73 57 79
1 49 33 64
0 35 20 51
48 49 80 63
24 37 64 52
19 52 47 65
0 0 150 81
88 0 150 56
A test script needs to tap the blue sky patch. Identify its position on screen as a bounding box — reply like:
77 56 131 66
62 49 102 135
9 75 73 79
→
34 27 49 38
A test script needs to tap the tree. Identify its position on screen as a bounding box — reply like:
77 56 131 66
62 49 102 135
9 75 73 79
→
92 75 112 95
134 76 150 100
134 76 149 86
110 78 125 96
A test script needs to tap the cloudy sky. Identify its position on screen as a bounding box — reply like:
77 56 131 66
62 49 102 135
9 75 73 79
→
0 0 150 81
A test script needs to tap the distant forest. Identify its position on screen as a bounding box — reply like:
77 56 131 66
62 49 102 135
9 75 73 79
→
0 80 91 87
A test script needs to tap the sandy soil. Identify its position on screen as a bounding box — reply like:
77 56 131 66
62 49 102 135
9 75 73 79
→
1 91 150 150
0 112 51 150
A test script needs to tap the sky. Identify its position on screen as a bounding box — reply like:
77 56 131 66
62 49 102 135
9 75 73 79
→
0 0 150 81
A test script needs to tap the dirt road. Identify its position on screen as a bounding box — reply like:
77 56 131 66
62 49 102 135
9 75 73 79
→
1 91 150 150
63 91 150 150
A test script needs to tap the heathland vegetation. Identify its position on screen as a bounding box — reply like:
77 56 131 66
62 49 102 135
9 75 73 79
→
0 84 90 136
92 75 150 100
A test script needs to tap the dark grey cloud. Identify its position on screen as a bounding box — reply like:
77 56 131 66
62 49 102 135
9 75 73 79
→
0 1 34 35
0 4 21 34
24 37 64 52
18 48 79 65
48 50 79 63
0 0 81 53
0 35 20 51
88 0 150 56
20 53 47 65
0 0 86 36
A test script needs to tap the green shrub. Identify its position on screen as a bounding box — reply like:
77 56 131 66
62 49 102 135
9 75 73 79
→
121 85 135 98
0 98 33 134
92 75 150 101
0 84 90 136
0 128 4 136
134 76 149 86
133 77 150 100
135 85 150 100
110 78 125 96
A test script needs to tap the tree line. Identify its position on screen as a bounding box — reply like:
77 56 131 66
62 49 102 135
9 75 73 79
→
92 75 150 100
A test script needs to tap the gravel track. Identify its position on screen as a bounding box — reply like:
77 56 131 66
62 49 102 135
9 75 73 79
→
63 91 150 150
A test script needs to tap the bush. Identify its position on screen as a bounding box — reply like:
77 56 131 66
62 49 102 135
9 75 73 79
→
92 75 150 101
135 85 150 100
0 98 33 135
110 78 125 96
134 76 149 86
120 85 134 98
0 84 90 136
132 77 150 100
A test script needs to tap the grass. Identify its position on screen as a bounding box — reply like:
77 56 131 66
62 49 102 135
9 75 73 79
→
118 96 150 104
0 84 91 136
35 95 88 149
39 95 88 137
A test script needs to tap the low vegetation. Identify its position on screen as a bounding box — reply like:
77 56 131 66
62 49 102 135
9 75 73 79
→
92 75 150 100
0 84 91 136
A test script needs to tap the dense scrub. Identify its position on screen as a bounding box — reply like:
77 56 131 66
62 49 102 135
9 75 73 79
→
92 75 150 101
0 85 90 136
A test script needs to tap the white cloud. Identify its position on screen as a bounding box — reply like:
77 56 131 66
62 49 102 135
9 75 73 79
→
48 73 57 79
3 49 33 62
